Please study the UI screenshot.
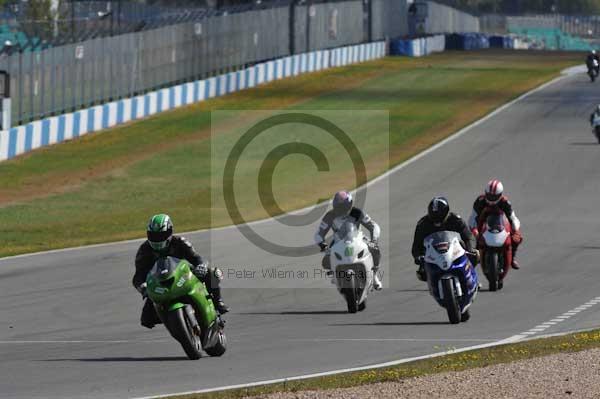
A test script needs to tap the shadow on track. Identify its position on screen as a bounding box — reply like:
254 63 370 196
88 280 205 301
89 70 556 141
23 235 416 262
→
569 142 598 146
44 356 188 362
573 245 600 250
331 321 448 326
240 311 348 315
394 289 429 292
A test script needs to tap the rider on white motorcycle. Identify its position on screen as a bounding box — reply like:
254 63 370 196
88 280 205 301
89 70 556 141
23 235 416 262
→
314 191 383 290
412 197 479 282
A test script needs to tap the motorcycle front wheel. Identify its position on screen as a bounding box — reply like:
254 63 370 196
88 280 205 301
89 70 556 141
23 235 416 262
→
343 271 359 313
441 278 461 324
165 307 202 360
486 251 499 292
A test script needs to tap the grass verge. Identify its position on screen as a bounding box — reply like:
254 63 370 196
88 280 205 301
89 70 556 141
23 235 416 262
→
0 50 582 257
163 329 600 399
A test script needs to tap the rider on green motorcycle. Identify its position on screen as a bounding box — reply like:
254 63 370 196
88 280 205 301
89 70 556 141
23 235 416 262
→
132 214 229 329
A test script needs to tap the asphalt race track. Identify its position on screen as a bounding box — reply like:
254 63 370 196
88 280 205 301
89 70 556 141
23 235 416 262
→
2 71 600 399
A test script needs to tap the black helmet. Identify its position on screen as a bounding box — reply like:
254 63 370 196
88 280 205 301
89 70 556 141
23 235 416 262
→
332 191 353 217
147 214 173 252
427 197 450 226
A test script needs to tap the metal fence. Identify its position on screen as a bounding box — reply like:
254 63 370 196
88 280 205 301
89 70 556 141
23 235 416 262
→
409 1 479 37
481 14 600 38
0 0 409 126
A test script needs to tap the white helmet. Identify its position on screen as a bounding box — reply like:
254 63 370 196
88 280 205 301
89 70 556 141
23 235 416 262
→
485 179 504 204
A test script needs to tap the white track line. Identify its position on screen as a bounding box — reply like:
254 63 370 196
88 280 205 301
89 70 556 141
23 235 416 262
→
0 72 569 263
0 340 169 344
502 296 600 343
289 338 496 343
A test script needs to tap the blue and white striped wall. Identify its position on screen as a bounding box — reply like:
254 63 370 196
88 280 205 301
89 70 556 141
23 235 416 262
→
0 41 386 162
390 35 446 57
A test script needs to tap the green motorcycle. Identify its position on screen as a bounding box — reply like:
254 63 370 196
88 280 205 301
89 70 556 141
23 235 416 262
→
146 256 227 360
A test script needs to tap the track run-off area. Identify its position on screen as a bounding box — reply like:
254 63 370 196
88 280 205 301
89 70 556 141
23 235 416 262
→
2 63 600 398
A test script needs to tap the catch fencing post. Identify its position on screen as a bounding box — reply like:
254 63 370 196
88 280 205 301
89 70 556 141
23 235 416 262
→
0 70 11 129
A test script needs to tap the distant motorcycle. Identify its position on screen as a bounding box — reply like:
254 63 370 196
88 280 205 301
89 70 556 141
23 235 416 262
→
146 256 227 360
422 231 479 324
588 59 599 82
329 221 376 313
478 213 513 291
592 114 600 143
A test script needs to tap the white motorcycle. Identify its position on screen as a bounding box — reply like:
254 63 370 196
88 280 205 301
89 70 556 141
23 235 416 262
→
592 115 600 144
423 231 479 324
329 221 375 313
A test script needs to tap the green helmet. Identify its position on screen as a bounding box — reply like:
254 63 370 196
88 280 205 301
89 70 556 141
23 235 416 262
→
147 214 173 252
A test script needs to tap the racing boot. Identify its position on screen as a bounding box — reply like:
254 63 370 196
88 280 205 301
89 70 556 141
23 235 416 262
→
210 287 230 314
511 248 520 270
416 265 427 282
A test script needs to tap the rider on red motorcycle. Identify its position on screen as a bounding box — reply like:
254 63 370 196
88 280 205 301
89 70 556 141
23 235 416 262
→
468 179 523 269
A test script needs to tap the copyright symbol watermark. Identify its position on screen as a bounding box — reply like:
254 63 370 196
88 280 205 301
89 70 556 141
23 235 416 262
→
210 110 389 288
223 113 367 257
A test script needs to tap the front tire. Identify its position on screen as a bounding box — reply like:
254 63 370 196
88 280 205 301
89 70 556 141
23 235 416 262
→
486 251 499 292
441 278 461 324
343 272 358 313
165 307 202 360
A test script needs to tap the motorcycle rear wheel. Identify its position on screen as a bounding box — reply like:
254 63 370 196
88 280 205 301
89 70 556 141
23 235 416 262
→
357 300 366 312
461 309 471 322
205 330 227 357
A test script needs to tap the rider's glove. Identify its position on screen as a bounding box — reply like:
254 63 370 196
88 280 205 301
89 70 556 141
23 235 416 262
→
414 256 424 266
192 262 208 279
318 242 329 252
468 250 481 265
136 282 148 299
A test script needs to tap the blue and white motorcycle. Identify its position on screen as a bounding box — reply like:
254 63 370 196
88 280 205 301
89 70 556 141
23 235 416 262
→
422 231 479 324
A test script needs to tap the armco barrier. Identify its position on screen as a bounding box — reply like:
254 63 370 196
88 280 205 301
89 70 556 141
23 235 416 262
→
390 35 445 57
0 41 385 162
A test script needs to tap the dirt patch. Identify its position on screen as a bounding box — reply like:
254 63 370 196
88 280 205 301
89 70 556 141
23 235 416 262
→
249 348 600 399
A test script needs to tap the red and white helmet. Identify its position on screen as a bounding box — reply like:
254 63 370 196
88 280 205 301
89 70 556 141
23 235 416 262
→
485 179 504 204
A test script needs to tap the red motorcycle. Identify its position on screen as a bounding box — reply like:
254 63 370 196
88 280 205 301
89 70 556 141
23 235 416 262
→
475 213 513 291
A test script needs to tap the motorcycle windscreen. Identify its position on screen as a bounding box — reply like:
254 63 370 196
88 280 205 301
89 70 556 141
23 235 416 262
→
486 213 506 233
425 231 461 248
336 221 358 242
152 256 181 282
